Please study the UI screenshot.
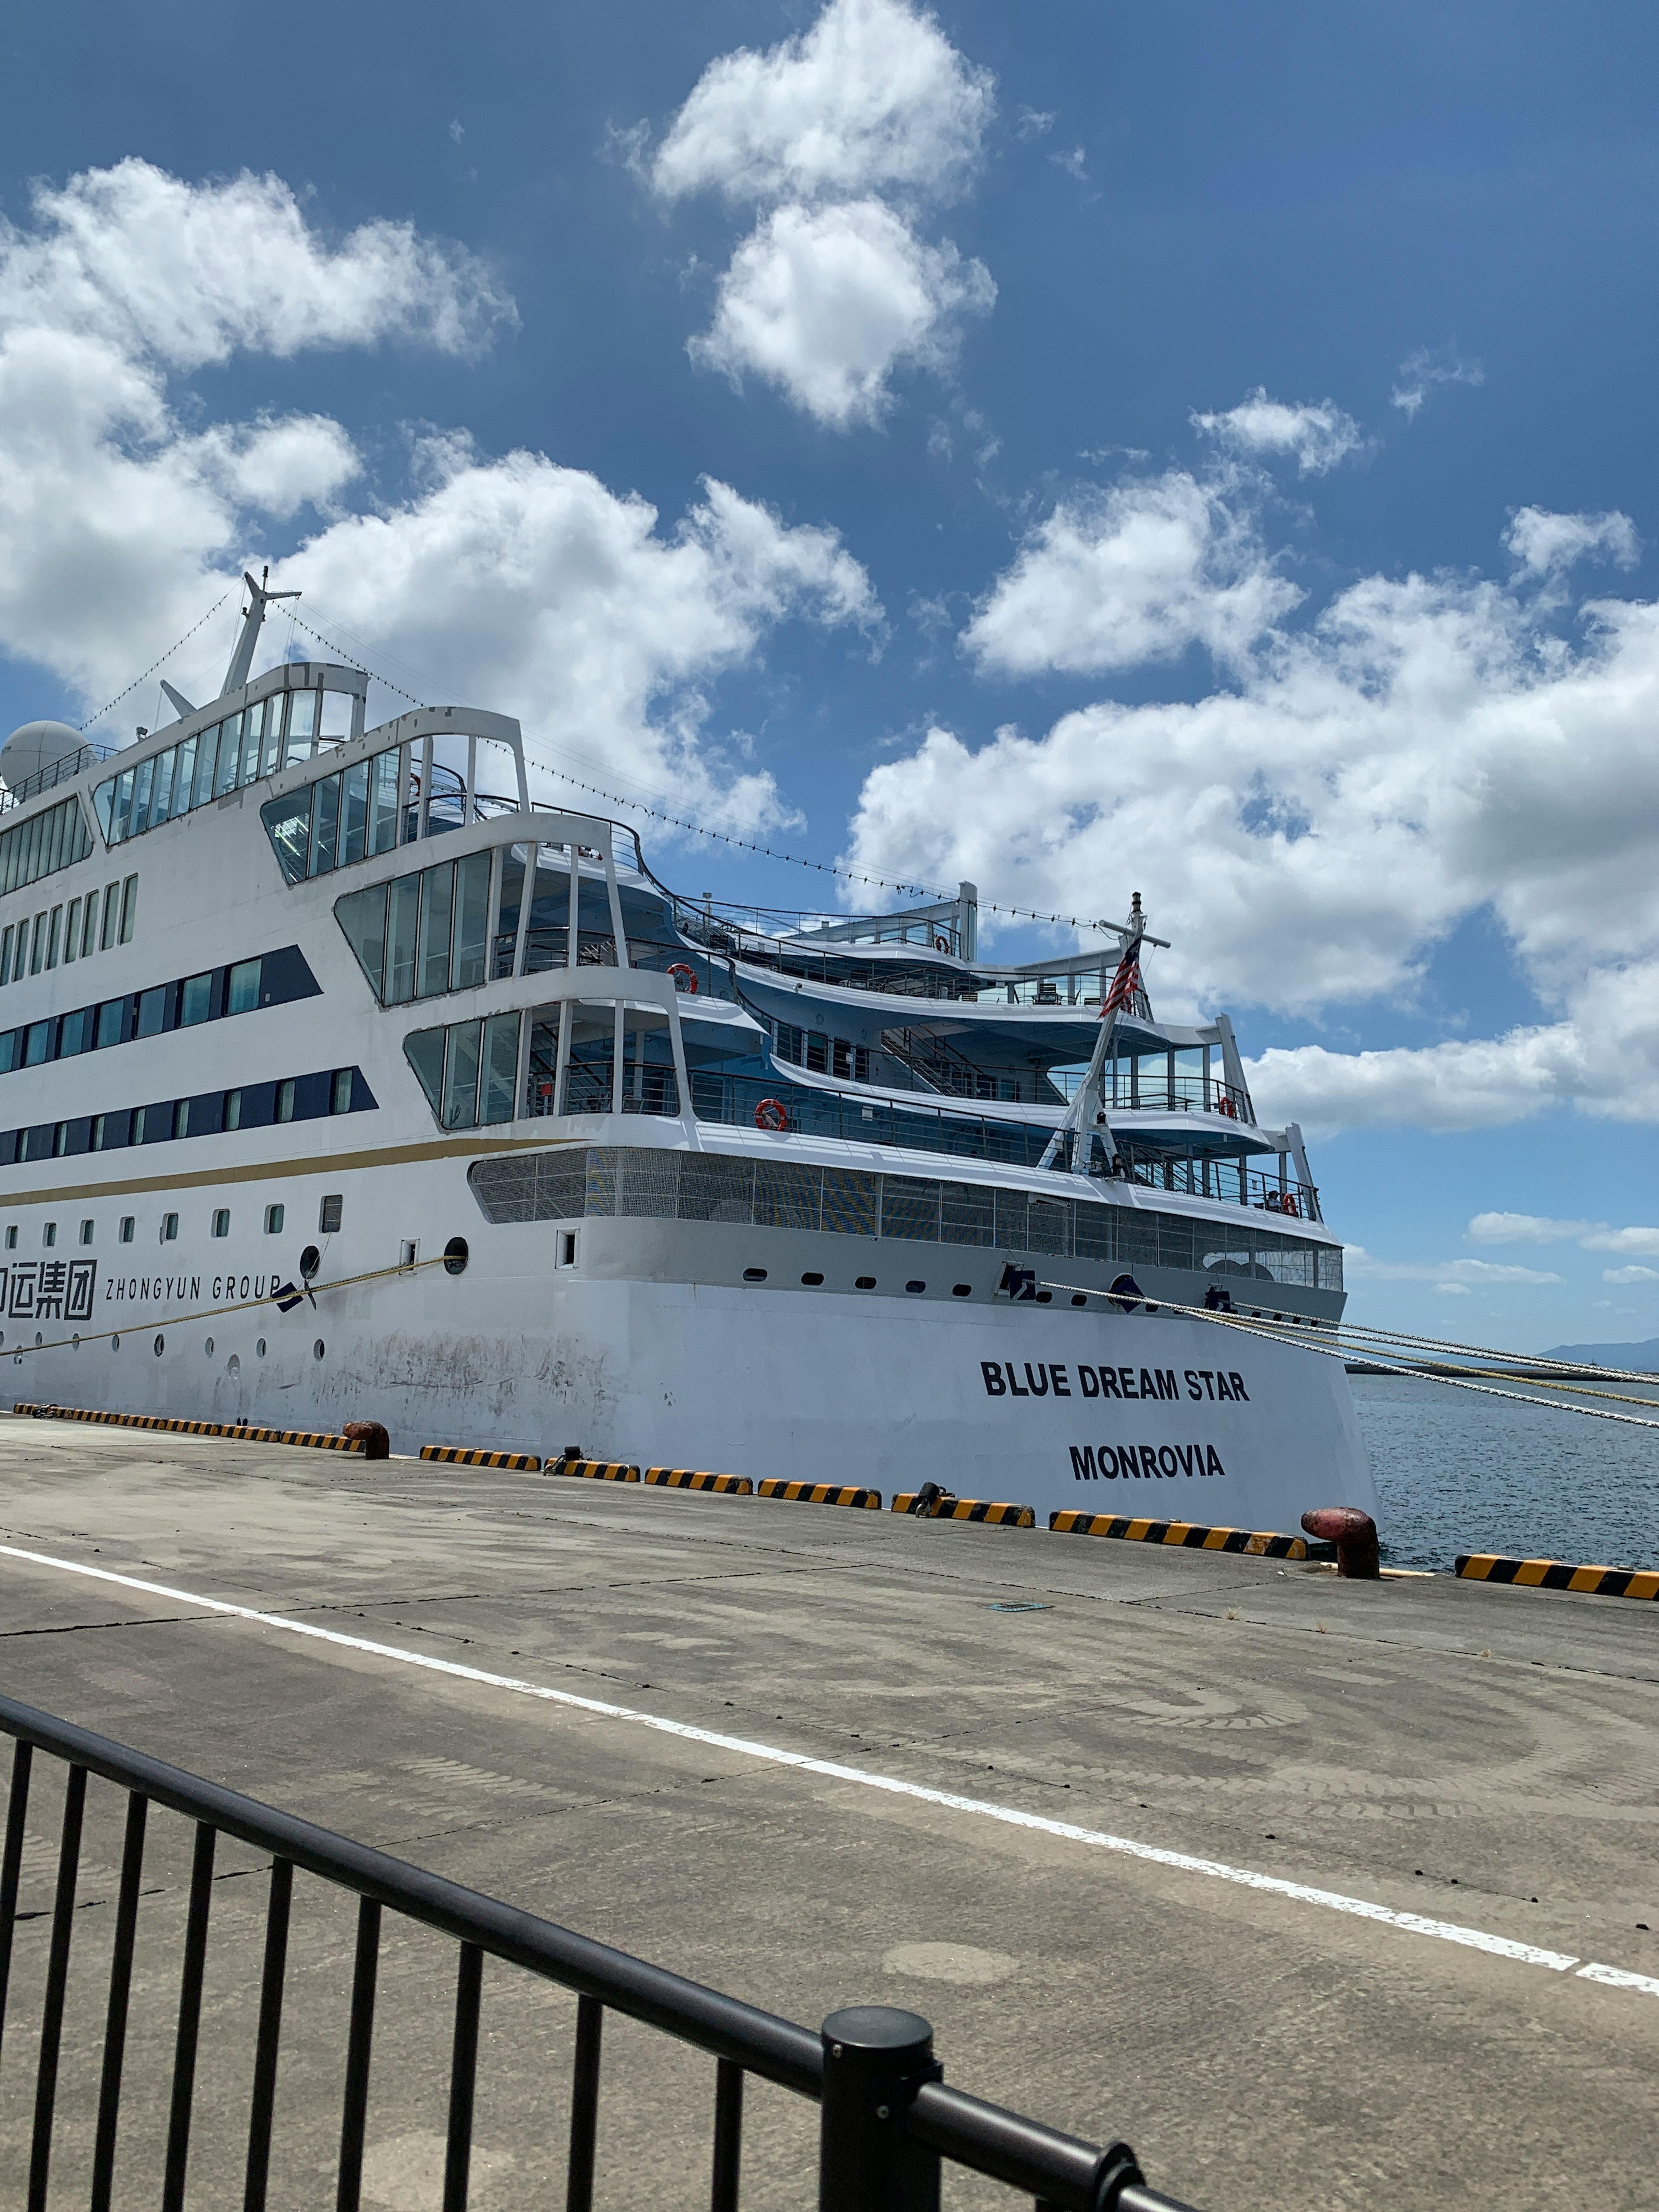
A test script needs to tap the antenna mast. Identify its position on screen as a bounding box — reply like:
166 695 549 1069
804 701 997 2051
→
222 567 301 699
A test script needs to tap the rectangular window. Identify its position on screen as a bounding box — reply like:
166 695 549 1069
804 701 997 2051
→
441 1019 482 1129
148 747 177 828
214 714 242 797
30 913 47 974
264 1203 284 1234
211 1208 230 1237
12 926 26 983
385 874 420 1004
136 985 168 1038
480 1010 521 1125
226 958 261 1015
119 1215 134 1242
319 1193 343 1233
369 748 400 854
417 862 453 997
24 1020 52 1066
3 1226 13 1249
59 1008 92 1056
308 774 340 876
240 705 265 786
45 906 61 969
129 755 155 839
260 703 282 779
179 972 212 1026
64 899 80 963
806 1032 828 1073
260 790 312 884
340 760 369 866
107 768 135 844
452 852 491 989
79 1220 93 1245
335 883 388 1000
119 875 137 943
174 1100 190 1139
192 724 221 808
319 690 353 739
42 1220 56 1246
331 1068 353 1115
95 999 124 1049
285 691 318 758
275 1077 295 1123
172 734 197 816
223 1088 242 1131
162 1211 178 1241
0 926 11 983
79 898 95 959
100 882 120 951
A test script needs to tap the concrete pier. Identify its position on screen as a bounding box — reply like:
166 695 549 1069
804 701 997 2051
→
0 1414 1654 2209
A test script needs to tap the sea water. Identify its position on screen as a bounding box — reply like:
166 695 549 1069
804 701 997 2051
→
1352 1371 1659 1572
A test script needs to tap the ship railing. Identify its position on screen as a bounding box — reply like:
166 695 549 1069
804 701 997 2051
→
1120 1152 1321 1223
689 1071 1065 1170
0 1694 1198 2212
0 741 119 817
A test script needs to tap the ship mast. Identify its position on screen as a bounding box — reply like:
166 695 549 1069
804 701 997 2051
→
221 568 301 700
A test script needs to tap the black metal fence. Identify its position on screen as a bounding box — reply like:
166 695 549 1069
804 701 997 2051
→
0 1694 1196 2212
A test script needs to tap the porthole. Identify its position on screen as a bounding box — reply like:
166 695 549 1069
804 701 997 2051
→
905 1281 926 1294
443 1236 469 1277
33 1332 41 1348
111 1334 120 1351
153 1334 164 1356
313 1338 325 1360
1071 1294 1088 1307
800 1271 824 1286
204 1337 215 1357
299 1245 321 1281
255 1338 267 1358
855 1276 876 1290
951 1284 971 1298
1035 1291 1052 1304
743 1267 768 1283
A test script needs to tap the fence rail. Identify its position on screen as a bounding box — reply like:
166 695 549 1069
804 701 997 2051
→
0 1693 1198 2212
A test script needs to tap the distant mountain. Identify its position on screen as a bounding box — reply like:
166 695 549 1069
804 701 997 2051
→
1543 1338 1659 1370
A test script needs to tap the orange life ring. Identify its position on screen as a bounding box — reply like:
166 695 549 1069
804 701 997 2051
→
667 963 697 994
1280 1192 1300 1218
933 934 950 953
1217 1095 1237 1119
754 1097 788 1132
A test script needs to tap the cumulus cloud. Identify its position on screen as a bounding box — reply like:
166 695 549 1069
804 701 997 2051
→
1504 505 1640 577
652 0 995 429
1466 1213 1659 1255
651 0 992 208
693 199 992 427
1390 346 1484 420
1192 389 1364 477
962 470 1300 677
0 159 878 829
1344 1248 1562 1288
1603 1265 1659 1285
845 433 1659 1130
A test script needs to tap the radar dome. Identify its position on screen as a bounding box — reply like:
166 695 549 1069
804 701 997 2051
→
0 719 83 794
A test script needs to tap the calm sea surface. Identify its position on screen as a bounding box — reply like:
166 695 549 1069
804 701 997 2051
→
1351 1371 1659 1572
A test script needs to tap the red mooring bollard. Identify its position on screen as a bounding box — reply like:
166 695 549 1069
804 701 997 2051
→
1301 1506 1380 1579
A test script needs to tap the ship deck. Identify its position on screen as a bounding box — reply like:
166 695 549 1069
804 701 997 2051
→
0 1417 1653 2209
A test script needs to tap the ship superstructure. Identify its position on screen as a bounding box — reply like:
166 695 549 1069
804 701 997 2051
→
0 586 1373 1528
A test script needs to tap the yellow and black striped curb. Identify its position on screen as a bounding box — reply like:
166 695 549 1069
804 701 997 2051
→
757 1478 881 1510
891 1493 1035 1527
419 1444 542 1471
551 1459 641 1483
13 1402 363 1452
1456 1553 1659 1601
642 1467 753 1494
1049 1510 1306 1557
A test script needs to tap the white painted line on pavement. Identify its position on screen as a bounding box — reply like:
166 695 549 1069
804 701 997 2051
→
2 1541 1651 1997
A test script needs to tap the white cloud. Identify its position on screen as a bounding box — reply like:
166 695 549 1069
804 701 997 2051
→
962 470 1300 677
1345 1249 1562 1287
1467 1212 1597 1244
651 0 993 208
1192 389 1364 477
1504 505 1640 577
1391 346 1484 421
0 160 878 830
1603 1265 1659 1285
692 199 992 429
1581 1225 1659 1256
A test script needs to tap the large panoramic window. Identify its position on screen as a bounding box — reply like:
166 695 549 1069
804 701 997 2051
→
337 852 493 1004
0 796 94 902
95 690 332 849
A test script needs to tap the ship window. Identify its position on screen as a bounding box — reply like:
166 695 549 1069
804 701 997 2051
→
806 1032 828 1073
319 690 353 739
308 773 341 875
149 747 177 826
172 1100 190 1139
556 1230 578 1268
119 875 136 944
315 1193 343 1236
223 1088 242 1130
335 883 388 998
369 748 400 854
136 985 167 1038
286 689 318 752
211 1209 229 1238
452 852 491 989
905 1280 925 1293
226 959 261 1015
95 999 124 1049
952 1284 972 1296
340 760 370 866
743 1267 767 1282
79 899 95 959
180 972 212 1027
161 1212 178 1241
99 883 118 951
404 1027 445 1116
855 1275 876 1289
264 1204 284 1234
441 1018 482 1128
240 706 265 787
41 1221 55 1246
331 1069 353 1114
386 874 420 1003
261 789 311 885
192 725 220 807
44 906 61 969
11 927 25 983
3 1227 13 1249
129 756 155 838
79 1220 93 1245
480 1011 520 1125
64 899 80 963
0 927 11 983
24 1021 51 1066
417 861 454 997
801 1271 824 1285
119 1216 133 1242
104 768 134 843
275 1077 295 1122
261 704 282 779
211 716 240 798
29 914 45 974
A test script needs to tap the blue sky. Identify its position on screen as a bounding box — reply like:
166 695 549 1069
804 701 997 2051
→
3 0 1658 1350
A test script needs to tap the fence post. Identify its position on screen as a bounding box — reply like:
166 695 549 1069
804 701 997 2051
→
818 2007 941 2212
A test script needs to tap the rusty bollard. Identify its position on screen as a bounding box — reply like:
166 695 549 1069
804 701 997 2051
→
1301 1506 1380 1579
343 1420 391 1460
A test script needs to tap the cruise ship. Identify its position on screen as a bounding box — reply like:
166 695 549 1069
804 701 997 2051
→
0 581 1375 1530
